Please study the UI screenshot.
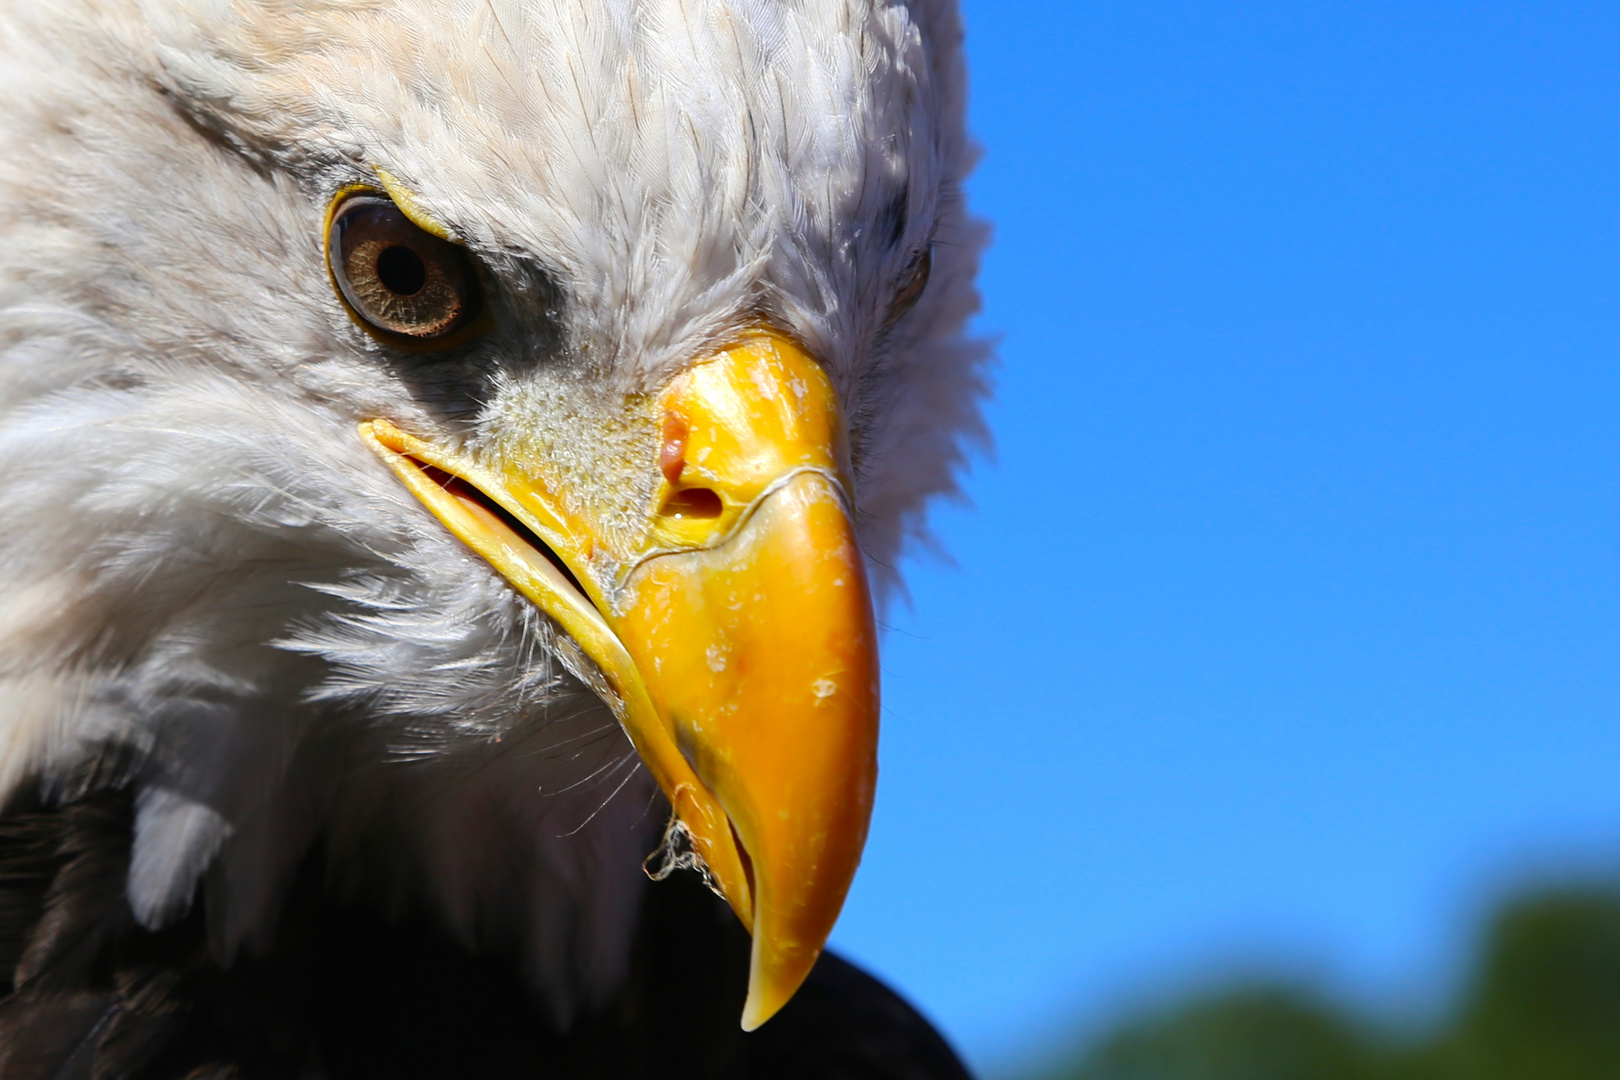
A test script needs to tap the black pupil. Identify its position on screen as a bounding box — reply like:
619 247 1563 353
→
376 245 427 295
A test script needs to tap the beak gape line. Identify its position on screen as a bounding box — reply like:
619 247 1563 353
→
360 333 880 1030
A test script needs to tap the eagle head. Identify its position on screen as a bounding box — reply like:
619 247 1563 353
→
0 0 986 1030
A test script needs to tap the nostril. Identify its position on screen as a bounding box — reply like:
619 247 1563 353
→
661 487 723 520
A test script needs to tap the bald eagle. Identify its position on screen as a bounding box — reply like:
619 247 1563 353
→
0 0 987 1075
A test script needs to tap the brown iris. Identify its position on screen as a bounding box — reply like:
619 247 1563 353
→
327 194 481 340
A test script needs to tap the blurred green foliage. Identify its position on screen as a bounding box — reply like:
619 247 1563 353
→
1027 886 1620 1080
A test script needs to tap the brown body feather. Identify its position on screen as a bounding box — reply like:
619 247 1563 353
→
0 765 971 1080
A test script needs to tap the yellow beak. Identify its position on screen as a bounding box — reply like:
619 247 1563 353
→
359 333 879 1030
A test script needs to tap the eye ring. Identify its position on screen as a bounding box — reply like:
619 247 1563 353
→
886 245 932 325
325 190 485 345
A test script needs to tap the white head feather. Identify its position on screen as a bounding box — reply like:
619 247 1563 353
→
0 0 986 1022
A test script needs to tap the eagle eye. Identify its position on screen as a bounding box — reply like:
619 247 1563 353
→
887 246 932 324
327 193 482 342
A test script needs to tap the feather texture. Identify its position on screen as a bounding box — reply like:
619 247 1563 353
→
0 792 971 1077
0 0 988 1035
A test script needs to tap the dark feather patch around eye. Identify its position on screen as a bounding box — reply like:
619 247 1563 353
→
326 194 483 343
877 188 909 251
886 246 932 325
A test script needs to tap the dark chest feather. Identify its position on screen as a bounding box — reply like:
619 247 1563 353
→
0 782 971 1080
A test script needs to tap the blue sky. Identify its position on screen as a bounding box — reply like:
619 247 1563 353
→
827 2 1620 1072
